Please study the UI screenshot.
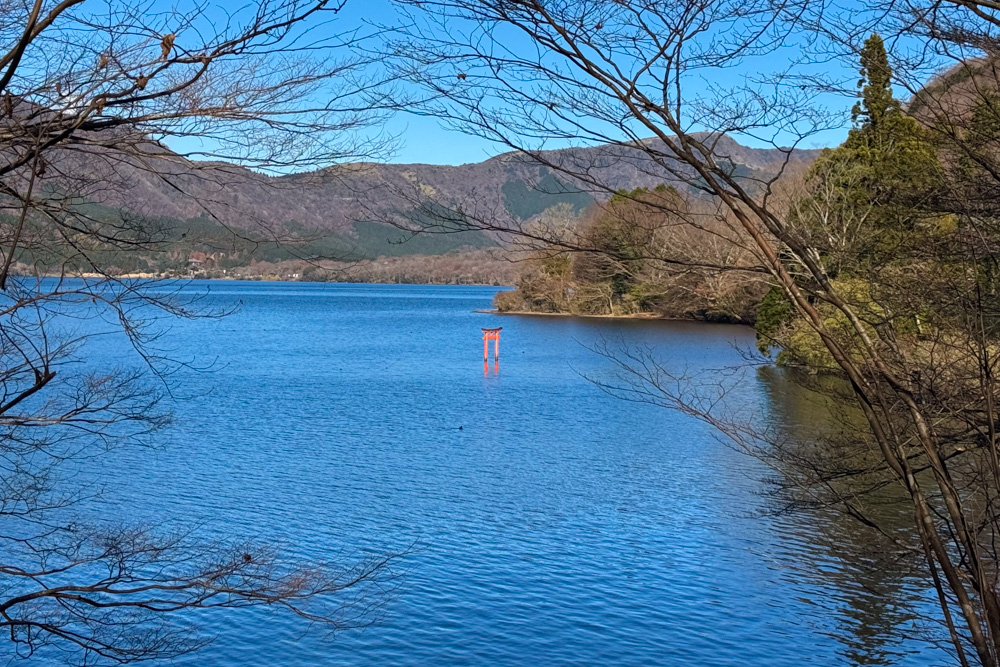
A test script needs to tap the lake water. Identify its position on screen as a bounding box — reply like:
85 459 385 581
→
55 282 945 665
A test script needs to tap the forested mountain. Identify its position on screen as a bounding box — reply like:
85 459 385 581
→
51 132 820 230
33 133 821 277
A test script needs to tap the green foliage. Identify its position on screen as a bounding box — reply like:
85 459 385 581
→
609 184 677 203
799 33 942 266
9 190 498 277
347 221 494 257
851 34 898 129
498 185 763 321
628 281 663 311
839 35 941 232
540 253 572 276
763 33 945 365
610 186 649 203
573 200 650 301
754 285 793 355
501 169 594 220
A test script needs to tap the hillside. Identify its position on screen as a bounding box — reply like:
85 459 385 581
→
36 134 822 277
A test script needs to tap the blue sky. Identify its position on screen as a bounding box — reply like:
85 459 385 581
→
356 0 861 164
339 0 532 165
152 0 888 167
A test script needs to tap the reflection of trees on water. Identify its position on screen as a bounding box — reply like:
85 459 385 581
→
755 365 943 666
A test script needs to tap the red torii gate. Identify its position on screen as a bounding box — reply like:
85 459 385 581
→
482 327 501 372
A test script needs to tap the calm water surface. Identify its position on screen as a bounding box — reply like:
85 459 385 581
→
69 282 944 666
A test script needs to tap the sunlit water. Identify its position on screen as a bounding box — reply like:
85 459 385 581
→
42 282 947 665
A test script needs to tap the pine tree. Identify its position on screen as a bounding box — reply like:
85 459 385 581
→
810 33 940 244
850 34 899 131
755 33 944 360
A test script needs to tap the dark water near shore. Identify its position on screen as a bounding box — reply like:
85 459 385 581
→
65 282 944 665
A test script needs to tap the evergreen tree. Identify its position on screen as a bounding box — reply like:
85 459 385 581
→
755 34 944 360
807 33 941 251
850 34 899 132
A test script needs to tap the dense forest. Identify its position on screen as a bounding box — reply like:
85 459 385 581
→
2 198 507 283
493 186 764 322
495 33 986 353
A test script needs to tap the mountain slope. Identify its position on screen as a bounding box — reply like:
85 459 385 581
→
49 135 818 226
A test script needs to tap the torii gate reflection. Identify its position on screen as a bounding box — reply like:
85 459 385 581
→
482 327 501 373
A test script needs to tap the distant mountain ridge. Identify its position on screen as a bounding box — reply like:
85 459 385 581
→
48 134 823 244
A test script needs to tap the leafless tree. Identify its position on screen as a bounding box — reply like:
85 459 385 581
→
383 0 1000 664
0 1 399 664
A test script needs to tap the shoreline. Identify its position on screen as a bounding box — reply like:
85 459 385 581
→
30 276 752 327
480 309 668 320
480 308 752 327
46 273 510 288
